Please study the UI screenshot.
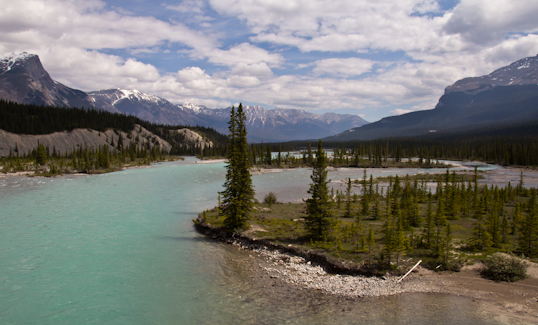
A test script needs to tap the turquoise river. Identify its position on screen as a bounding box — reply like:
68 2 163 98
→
0 158 514 324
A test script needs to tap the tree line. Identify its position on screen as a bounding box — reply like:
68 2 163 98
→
0 100 227 156
253 134 538 168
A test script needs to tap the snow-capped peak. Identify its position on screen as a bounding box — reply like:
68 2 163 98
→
0 52 37 74
112 88 162 105
180 102 205 113
1 51 36 62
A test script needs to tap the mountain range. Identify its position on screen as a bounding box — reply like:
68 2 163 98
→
325 55 538 141
0 52 368 142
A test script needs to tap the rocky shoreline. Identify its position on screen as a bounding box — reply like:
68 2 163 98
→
194 217 438 297
194 217 381 277
195 217 538 323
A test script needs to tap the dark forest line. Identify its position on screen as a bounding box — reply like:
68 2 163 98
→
0 100 228 156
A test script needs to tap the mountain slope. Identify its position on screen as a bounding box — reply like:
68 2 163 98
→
0 52 92 108
174 104 368 142
90 92 369 142
0 52 368 142
326 55 538 141
88 89 205 125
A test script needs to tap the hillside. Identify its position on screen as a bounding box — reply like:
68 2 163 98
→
0 100 223 157
0 125 171 158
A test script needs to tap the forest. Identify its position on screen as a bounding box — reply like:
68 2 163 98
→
0 100 228 174
0 100 227 155
249 124 538 168
201 167 537 276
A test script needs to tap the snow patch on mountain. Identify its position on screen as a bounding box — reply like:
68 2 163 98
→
0 52 37 74
113 89 163 105
445 54 538 95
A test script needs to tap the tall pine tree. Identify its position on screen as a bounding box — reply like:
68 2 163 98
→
305 140 333 240
221 104 255 231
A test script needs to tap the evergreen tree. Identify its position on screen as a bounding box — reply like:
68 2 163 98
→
518 188 538 256
394 217 408 266
277 144 282 167
305 140 333 240
382 220 394 267
424 193 433 248
266 146 272 165
434 193 447 253
307 141 312 165
468 196 493 250
36 141 47 166
443 223 453 265
361 169 369 216
366 226 375 267
221 104 255 231
344 177 353 218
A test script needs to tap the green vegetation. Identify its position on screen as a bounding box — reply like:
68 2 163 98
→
1 139 180 176
258 130 538 168
304 140 334 240
480 253 529 282
220 104 255 231
263 192 278 206
247 141 451 169
201 169 538 280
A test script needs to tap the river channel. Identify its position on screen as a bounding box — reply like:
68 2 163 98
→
0 158 517 324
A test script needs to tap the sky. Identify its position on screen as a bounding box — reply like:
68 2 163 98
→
1 0 538 122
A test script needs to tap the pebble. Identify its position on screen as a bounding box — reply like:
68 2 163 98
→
252 247 437 298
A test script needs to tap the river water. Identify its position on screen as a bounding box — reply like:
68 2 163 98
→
0 158 512 324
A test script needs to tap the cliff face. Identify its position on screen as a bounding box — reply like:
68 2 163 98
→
444 55 538 95
0 52 92 108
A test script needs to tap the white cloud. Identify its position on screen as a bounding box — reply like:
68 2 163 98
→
37 48 161 91
166 0 205 14
226 75 261 87
176 67 227 91
209 0 450 53
199 43 283 67
444 0 538 45
2 0 538 121
0 0 215 51
391 108 413 116
310 58 376 76
231 62 273 77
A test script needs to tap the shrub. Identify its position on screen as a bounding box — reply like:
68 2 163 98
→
480 253 529 282
263 192 278 206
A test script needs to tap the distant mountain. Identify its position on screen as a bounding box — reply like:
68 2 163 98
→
175 104 368 142
88 89 205 126
0 52 92 108
445 55 538 95
88 90 368 142
0 52 368 142
326 55 538 141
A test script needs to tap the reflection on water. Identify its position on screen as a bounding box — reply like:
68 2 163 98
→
0 159 517 324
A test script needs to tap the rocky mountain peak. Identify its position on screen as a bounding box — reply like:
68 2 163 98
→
445 54 538 95
1 52 39 73
0 52 92 108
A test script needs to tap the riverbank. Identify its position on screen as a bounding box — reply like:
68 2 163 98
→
195 219 538 323
0 156 186 178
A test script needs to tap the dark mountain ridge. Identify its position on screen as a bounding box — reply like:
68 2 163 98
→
326 54 538 141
